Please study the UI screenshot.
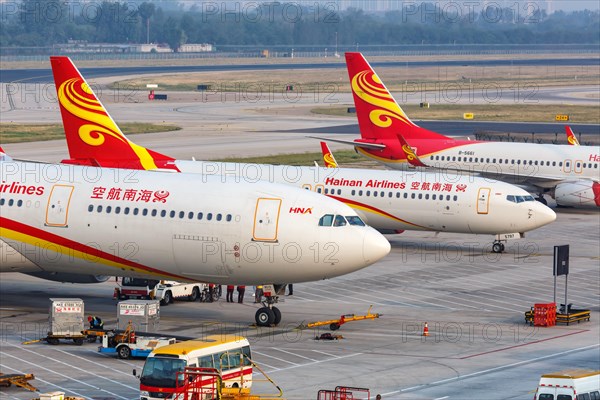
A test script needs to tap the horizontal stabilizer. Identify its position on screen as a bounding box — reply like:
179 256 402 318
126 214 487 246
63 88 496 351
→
307 136 386 150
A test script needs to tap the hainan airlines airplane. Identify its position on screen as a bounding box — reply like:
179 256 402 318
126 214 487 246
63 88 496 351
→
0 148 389 326
318 52 600 209
49 56 556 254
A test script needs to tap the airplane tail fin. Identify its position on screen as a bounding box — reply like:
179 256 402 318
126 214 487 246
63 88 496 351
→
565 126 580 146
50 56 176 170
345 52 449 142
320 142 339 168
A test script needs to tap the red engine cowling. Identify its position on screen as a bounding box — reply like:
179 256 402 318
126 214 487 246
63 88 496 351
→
554 180 600 208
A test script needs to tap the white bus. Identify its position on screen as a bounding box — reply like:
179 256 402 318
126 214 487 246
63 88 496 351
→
138 335 252 400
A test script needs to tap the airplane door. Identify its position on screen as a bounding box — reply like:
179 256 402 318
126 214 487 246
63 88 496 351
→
477 188 490 215
574 160 583 174
563 159 572 173
45 185 74 227
253 198 282 242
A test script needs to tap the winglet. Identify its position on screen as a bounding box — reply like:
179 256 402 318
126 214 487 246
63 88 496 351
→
320 142 339 168
50 56 178 171
0 146 12 161
345 52 449 142
396 133 428 167
565 126 580 146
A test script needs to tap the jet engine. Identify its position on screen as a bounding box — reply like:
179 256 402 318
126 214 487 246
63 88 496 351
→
554 180 600 208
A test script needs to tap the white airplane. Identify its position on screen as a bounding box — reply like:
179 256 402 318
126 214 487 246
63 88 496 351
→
49 56 556 253
0 148 390 326
318 52 600 209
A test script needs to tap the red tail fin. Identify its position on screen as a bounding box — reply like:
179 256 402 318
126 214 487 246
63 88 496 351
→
565 126 580 146
50 56 177 170
320 142 339 168
345 52 448 142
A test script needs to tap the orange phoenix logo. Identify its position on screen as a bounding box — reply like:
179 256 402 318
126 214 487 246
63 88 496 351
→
57 78 161 170
351 70 416 129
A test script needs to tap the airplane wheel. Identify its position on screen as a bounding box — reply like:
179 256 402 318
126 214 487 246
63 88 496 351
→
492 243 503 253
118 345 131 359
500 243 506 252
47 337 59 345
330 323 340 331
255 307 275 327
73 338 84 346
272 307 282 325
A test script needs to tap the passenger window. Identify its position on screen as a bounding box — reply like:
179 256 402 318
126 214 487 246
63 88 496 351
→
179 211 185 219
425 194 429 200
217 214 222 221
403 193 408 199
115 206 121 214
366 191 370 196
226 214 232 222
197 212 203 220
151 209 157 217
169 210 175 218
188 212 194 219
207 213 213 221
319 214 334 227
373 191 378 197
351 190 356 195
432 194 436 200
411 193 415 199
358 190 363 196
242 345 252 366
396 192 400 198
338 189 342 195
228 349 242 369
124 207 130 215
0 198 4 206
106 206 112 213
160 210 166 217
577 394 590 400
216 352 229 370
88 205 93 212
97 205 103 212
324 188 329 194
333 215 347 227
418 194 423 199
380 191 384 197
453 195 457 201
134 208 139 216
199 355 213 369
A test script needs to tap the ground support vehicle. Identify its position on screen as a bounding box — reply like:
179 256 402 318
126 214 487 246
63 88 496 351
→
534 369 599 400
117 278 208 305
0 372 37 391
99 323 176 359
303 306 382 330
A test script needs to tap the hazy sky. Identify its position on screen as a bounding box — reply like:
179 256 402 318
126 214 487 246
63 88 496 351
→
551 1 600 11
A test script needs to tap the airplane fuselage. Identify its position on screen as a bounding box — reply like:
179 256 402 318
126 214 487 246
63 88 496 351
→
169 161 556 235
0 160 389 284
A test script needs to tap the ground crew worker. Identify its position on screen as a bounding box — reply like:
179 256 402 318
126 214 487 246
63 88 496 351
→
255 285 263 303
226 285 234 303
208 283 214 302
237 285 246 303
87 316 103 329
288 284 293 296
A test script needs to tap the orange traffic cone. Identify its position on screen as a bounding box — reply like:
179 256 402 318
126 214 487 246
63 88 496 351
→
422 322 430 337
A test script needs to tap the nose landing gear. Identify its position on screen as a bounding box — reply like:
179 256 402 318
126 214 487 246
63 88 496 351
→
254 284 285 326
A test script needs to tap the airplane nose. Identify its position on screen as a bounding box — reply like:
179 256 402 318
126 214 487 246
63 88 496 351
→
536 203 557 227
362 228 391 264
528 202 556 229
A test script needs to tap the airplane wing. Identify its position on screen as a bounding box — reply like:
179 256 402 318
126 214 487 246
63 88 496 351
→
307 136 386 150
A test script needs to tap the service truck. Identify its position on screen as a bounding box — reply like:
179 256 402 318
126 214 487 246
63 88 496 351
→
117 278 207 305
534 369 599 400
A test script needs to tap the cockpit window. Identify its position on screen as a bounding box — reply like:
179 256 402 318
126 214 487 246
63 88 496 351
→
507 195 536 203
319 214 334 227
346 216 365 226
333 215 347 227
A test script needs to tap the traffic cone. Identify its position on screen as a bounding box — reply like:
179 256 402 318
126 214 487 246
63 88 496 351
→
422 322 429 337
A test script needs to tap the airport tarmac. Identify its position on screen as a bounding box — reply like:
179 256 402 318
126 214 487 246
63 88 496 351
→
0 209 598 399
